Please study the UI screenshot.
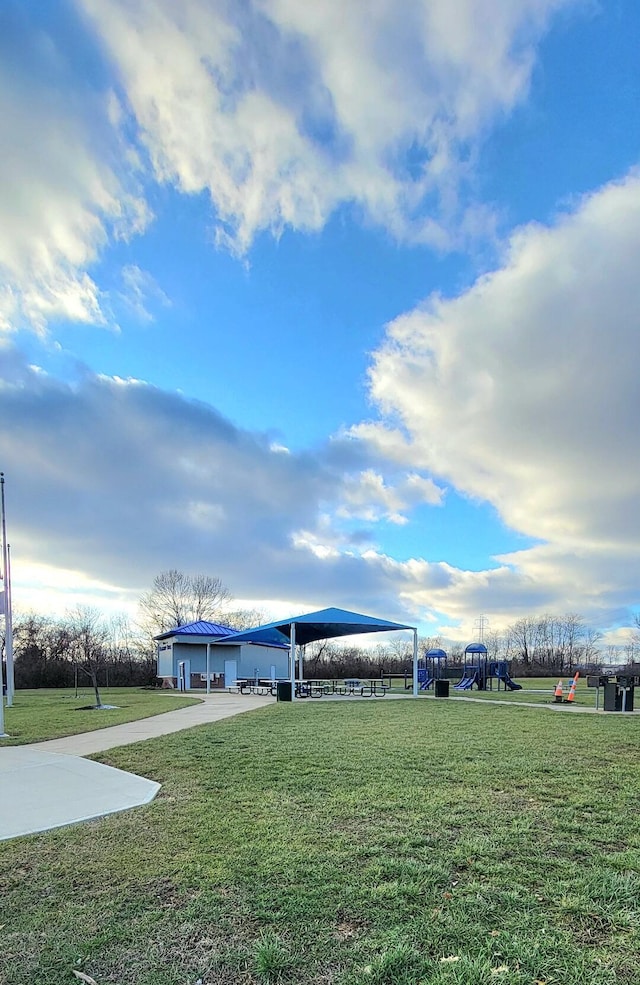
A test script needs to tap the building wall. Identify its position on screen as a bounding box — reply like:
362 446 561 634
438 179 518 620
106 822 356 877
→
158 638 289 686
238 643 289 680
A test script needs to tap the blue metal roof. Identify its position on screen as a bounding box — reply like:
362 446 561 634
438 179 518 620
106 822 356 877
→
154 621 237 641
221 606 415 647
154 620 288 648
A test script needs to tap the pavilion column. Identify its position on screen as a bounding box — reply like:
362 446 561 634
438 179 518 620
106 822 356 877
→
412 629 418 696
290 622 296 701
206 643 211 694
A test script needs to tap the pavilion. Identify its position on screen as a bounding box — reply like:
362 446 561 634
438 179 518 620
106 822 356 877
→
222 606 419 699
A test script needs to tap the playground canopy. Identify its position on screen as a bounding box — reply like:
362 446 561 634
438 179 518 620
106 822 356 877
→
222 607 419 699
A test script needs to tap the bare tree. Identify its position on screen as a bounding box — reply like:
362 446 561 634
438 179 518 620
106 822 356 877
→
505 612 602 674
506 617 536 666
139 569 232 633
68 607 110 708
484 630 504 661
582 628 603 670
221 607 267 631
13 614 76 688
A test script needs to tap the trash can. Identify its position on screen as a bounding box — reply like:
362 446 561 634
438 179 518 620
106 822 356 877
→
276 681 292 702
603 681 620 711
434 679 450 698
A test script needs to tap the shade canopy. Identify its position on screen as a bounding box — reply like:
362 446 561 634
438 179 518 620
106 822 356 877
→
221 606 415 647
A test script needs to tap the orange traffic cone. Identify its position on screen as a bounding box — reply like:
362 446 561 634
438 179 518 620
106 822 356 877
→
554 680 564 703
566 672 579 704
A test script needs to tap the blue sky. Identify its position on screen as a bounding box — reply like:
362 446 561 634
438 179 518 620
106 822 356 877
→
1 0 639 646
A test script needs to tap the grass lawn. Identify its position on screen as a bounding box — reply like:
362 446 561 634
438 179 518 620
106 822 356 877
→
390 676 600 708
1 699 639 985
0 688 201 745
450 681 598 708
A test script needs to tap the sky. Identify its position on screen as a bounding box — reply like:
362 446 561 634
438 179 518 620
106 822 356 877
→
1 0 639 645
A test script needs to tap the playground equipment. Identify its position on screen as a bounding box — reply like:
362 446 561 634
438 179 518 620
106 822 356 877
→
454 643 522 691
416 647 448 690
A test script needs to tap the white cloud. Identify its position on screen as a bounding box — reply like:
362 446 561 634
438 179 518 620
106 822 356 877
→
352 171 640 627
0 11 150 335
118 265 171 323
78 0 577 251
0 349 408 617
0 345 513 633
0 0 580 338
12 561 139 619
337 469 444 524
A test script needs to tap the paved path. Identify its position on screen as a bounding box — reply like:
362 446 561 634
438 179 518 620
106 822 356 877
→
0 693 274 842
0 748 161 841
31 692 275 756
445 693 638 713
441 694 597 712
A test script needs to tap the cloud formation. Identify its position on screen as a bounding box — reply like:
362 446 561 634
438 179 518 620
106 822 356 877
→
0 0 576 337
337 470 444 525
79 0 575 251
4 0 636 639
118 265 171 323
0 346 448 623
354 172 640 625
0 4 149 335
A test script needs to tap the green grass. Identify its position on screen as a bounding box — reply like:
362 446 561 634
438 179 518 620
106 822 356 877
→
390 676 599 707
0 688 201 745
1 699 639 984
449 681 598 707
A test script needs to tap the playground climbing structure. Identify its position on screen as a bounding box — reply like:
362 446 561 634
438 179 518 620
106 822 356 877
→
454 643 522 691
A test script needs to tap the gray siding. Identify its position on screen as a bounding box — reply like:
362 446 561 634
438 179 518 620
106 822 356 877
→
158 639 289 681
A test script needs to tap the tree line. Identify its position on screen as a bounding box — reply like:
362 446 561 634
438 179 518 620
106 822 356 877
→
12 611 157 701
6 570 266 700
5 568 638 694
6 608 619 697
294 612 620 681
478 613 604 676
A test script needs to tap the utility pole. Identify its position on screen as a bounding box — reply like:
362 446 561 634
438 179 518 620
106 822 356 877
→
476 614 488 643
0 473 14 707
0 571 5 735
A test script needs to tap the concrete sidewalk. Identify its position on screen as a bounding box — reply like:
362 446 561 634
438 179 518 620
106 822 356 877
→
0 747 160 841
32 691 275 756
0 692 274 841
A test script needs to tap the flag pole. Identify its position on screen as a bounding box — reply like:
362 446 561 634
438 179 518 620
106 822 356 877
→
0 473 13 707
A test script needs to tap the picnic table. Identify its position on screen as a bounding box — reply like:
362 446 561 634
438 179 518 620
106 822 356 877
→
230 678 389 698
232 679 277 696
335 678 389 697
295 680 326 698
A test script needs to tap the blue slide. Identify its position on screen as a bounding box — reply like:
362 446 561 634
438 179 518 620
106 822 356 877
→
494 667 522 690
455 673 478 690
420 676 434 691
